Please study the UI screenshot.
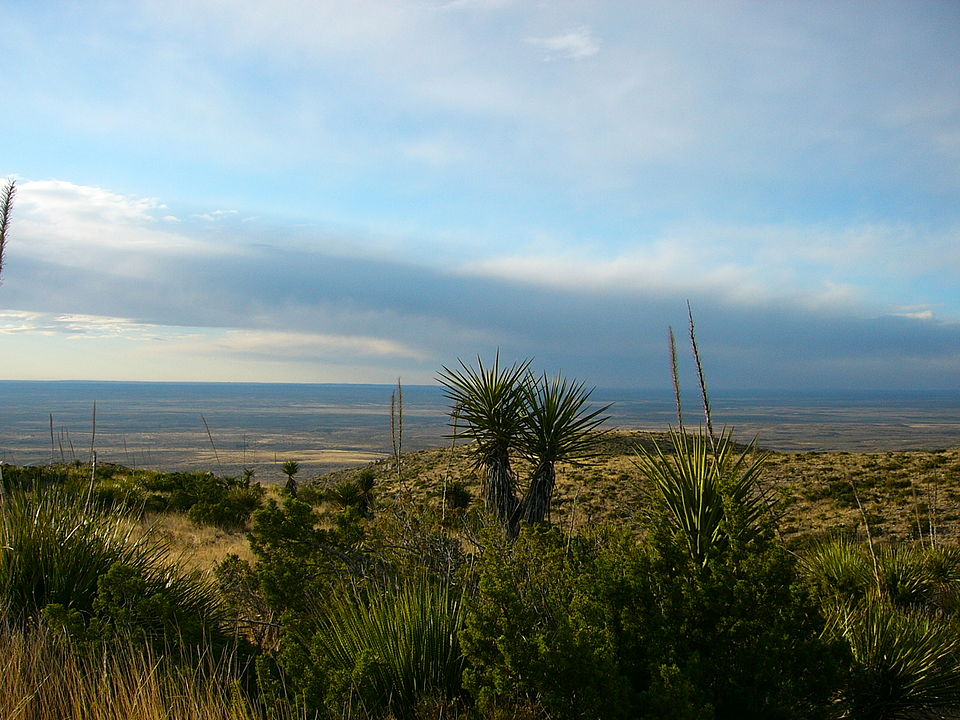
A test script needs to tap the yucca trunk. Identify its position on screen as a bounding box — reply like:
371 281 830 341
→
522 462 555 525
484 448 519 534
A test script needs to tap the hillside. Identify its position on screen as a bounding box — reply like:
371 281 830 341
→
310 429 960 545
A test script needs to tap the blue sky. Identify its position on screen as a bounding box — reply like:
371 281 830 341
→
1 0 958 390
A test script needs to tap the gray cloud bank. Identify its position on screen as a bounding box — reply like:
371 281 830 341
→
4 207 957 391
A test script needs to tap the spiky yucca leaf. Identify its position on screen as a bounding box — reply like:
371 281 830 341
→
633 427 769 567
437 354 531 461
310 576 466 718
831 598 960 719
518 372 609 524
519 372 609 467
437 354 531 528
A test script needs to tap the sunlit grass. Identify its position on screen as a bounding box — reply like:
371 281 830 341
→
0 621 301 720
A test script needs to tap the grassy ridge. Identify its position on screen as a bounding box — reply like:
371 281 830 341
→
313 430 960 543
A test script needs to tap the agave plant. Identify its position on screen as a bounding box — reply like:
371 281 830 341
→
633 427 770 568
437 354 531 532
517 372 609 524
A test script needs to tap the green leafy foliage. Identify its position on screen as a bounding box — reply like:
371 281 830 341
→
282 576 467 719
633 428 770 567
245 495 373 615
145 471 265 530
0 488 224 649
461 520 841 720
461 525 629 719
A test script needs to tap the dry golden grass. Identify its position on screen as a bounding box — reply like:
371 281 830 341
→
58 430 957 575
0 622 300 720
309 430 960 547
141 512 254 572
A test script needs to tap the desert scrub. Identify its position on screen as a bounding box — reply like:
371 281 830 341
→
142 470 265 530
0 487 225 649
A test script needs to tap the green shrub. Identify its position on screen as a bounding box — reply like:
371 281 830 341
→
461 524 631 719
144 471 264 530
461 520 841 720
0 488 224 649
246 496 370 614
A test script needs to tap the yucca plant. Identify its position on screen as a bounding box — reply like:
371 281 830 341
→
830 598 960 719
307 576 466 718
517 372 609 524
437 354 531 533
634 427 770 568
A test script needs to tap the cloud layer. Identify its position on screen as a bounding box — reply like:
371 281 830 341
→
1 2 958 389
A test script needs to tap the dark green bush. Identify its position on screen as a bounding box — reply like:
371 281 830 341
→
461 521 843 720
444 480 473 510
145 471 264 530
461 524 632 719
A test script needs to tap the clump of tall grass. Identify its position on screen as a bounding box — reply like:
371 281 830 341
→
0 486 223 646
0 620 299 720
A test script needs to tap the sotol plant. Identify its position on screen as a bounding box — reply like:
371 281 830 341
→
634 306 771 568
0 487 223 646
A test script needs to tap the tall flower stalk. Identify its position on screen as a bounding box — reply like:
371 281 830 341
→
0 178 15 283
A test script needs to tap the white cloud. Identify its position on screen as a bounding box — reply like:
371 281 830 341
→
526 27 600 60
12 180 233 273
0 310 188 341
168 329 428 363
891 307 935 321
193 209 238 221
458 220 960 317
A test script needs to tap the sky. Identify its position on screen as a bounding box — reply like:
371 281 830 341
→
1 0 958 390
